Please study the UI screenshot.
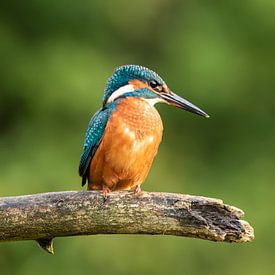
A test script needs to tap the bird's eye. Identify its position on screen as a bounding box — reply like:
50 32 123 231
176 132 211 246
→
149 80 162 92
149 80 158 88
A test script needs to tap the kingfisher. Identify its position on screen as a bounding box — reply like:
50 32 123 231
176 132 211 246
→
79 65 209 197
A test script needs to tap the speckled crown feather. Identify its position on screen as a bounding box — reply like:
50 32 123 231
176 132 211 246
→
103 65 166 106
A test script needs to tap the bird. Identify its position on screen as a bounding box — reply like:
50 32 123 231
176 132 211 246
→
79 65 209 197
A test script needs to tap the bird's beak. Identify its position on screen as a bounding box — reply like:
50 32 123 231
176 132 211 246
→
160 91 210 118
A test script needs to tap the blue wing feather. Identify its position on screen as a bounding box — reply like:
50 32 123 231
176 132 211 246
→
79 106 114 186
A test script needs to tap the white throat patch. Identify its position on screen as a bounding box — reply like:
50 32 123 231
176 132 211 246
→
143 97 165 107
107 84 135 104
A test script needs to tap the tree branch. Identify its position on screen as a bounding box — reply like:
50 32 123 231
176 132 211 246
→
0 191 254 254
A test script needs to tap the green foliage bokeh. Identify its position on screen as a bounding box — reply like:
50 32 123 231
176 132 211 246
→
0 1 275 274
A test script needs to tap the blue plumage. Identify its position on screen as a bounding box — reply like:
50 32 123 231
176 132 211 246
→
79 102 117 185
79 64 209 188
80 65 167 186
79 87 158 186
121 88 159 100
102 65 165 106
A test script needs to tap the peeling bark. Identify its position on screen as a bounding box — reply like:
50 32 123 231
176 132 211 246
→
0 191 254 254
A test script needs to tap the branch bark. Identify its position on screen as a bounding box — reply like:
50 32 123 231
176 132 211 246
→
0 191 254 254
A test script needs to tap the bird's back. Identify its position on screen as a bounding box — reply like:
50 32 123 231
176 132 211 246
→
88 97 163 191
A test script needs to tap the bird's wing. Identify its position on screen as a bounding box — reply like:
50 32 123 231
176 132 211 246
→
79 107 113 186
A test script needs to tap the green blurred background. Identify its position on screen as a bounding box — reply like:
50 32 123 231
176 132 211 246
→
0 0 274 274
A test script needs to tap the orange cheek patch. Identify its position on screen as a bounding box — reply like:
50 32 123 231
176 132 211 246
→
162 85 170 94
129 79 150 90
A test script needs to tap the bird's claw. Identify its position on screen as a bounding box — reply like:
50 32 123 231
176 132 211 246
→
133 185 141 194
102 185 111 201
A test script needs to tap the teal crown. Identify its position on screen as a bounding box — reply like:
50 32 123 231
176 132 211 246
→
102 65 165 106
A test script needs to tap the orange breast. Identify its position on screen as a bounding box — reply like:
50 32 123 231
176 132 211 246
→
88 97 163 191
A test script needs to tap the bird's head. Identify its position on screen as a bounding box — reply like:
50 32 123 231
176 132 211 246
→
103 65 209 118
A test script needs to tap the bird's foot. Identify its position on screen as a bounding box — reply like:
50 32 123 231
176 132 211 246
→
133 184 141 194
102 185 111 199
